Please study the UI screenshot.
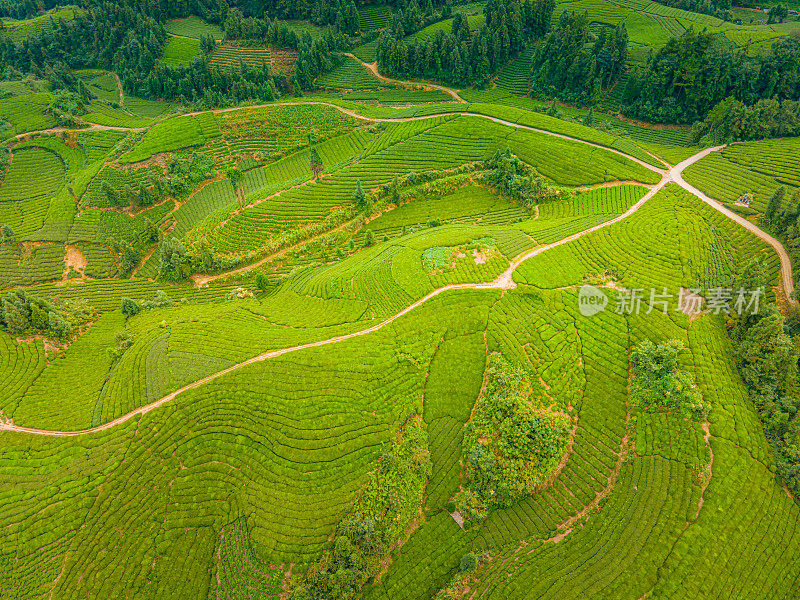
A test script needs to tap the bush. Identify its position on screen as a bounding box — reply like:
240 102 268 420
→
141 290 177 309
631 339 709 420
254 272 269 291
120 297 141 318
459 552 479 572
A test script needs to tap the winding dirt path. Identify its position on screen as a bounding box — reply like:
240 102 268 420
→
343 53 466 103
2 107 795 436
13 123 149 141
112 72 125 107
672 146 796 302
0 167 673 437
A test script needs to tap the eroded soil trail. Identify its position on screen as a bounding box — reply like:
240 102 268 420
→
1 112 794 437
343 53 467 103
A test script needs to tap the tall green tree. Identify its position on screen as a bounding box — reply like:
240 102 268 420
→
352 179 366 208
765 186 786 225
310 147 324 179
227 167 245 209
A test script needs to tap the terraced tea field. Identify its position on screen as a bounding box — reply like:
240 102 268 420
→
209 43 273 70
162 35 202 66
1 55 799 600
0 6 82 42
165 16 225 40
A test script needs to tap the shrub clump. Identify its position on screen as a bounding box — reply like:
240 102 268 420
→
631 339 709 420
454 353 570 523
289 415 431 600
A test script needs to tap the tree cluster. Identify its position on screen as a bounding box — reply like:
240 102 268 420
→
692 97 800 143
728 260 800 497
0 289 93 338
631 339 710 420
760 187 800 292
294 30 350 90
528 11 628 105
230 0 360 28
483 148 549 208
455 353 570 523
289 416 431 600
377 0 555 87
625 29 800 124
767 4 789 25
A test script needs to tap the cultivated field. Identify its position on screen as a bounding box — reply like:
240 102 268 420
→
1 14 799 597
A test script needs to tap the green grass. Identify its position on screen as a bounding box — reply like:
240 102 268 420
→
0 147 65 237
516 184 780 291
76 70 121 104
209 42 272 69
82 102 157 128
119 113 220 163
365 185 526 237
351 38 380 62
0 242 65 288
683 137 800 212
123 95 176 118
340 89 453 103
205 113 657 261
0 92 56 135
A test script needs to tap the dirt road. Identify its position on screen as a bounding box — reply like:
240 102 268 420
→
2 98 795 437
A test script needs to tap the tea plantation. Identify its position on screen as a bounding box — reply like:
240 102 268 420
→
1 1 800 597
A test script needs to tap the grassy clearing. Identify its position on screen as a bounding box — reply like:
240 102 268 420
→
119 113 220 163
366 185 526 237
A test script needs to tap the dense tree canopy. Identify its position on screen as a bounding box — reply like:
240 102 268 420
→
377 0 555 87
626 29 800 124
692 97 800 142
728 261 800 496
528 11 628 105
